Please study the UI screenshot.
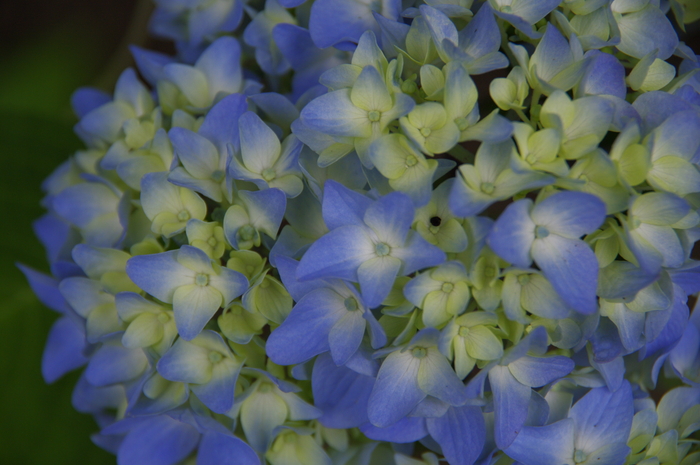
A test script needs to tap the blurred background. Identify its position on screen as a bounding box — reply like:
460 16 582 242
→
0 1 148 463
0 1 699 464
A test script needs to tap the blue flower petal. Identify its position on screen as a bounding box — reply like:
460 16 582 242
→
321 180 372 230
296 225 374 282
266 288 345 365
300 88 372 138
42 316 88 383
487 199 535 269
489 365 532 449
569 381 633 454
17 264 68 313
360 416 428 443
71 87 111 118
126 251 192 303
426 405 485 465
85 339 149 387
329 310 366 365
357 256 401 308
198 93 247 154
368 350 426 427
530 191 606 239
507 355 575 388
117 415 199 465
393 231 446 275
503 419 575 465
191 358 241 413
312 353 374 428
532 235 599 315
363 191 414 244
198 432 260 465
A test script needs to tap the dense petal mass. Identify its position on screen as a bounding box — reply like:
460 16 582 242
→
21 1 700 464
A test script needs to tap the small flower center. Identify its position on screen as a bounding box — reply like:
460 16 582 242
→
535 225 550 239
245 264 255 275
631 216 642 229
195 273 209 287
239 225 256 241
405 155 418 167
420 127 432 138
401 80 417 94
375 242 391 256
368 110 381 122
207 236 218 247
157 313 170 324
518 274 530 286
261 168 276 182
411 347 428 359
258 383 272 394
458 326 471 338
208 351 223 363
484 266 496 278
344 297 359 311
454 117 469 131
441 282 454 293
480 182 495 195
502 5 513 13
211 169 225 182
177 210 191 221
574 450 587 464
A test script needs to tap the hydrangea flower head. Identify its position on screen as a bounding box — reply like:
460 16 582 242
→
20 1 700 464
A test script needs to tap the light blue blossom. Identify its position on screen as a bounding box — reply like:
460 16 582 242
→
296 181 446 308
611 0 678 60
404 261 472 328
267 259 385 365
157 330 243 413
126 245 249 340
488 327 575 449
167 93 248 202
510 23 588 95
157 37 254 114
487 190 606 314
228 111 304 197
223 188 287 250
420 3 509 73
74 68 155 150
228 369 322 452
299 61 414 166
51 176 129 248
504 381 633 465
449 140 554 218
367 328 469 428
115 292 178 355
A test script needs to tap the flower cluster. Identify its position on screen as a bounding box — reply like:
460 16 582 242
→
21 1 700 464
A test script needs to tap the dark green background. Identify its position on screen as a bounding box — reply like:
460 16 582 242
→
1 2 700 464
0 1 141 463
